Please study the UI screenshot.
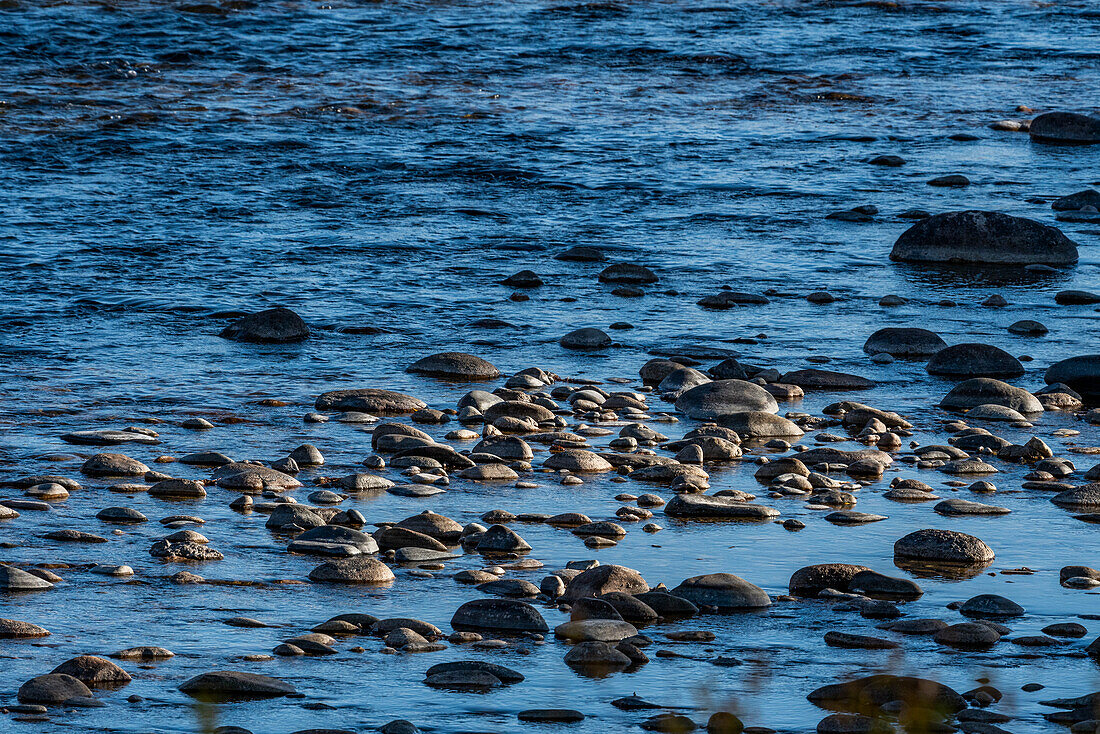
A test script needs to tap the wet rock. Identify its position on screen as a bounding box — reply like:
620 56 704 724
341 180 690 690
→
926 344 1024 378
18 674 93 704
816 713 893 733
1029 111 1100 144
555 619 638 642
560 327 611 350
789 564 871 597
179 671 296 701
451 598 549 633
315 389 426 414
562 564 649 602
219 307 309 343
150 539 224 561
0 565 54 591
266 504 325 530
848 570 922 600
808 674 966 716
81 453 150 477
893 529 994 565
44 529 108 543
563 640 632 670
863 328 946 358
598 263 657 284
425 660 524 684
556 246 606 262
407 352 500 380
544 449 613 472
823 631 899 650
780 369 874 390
0 618 50 638
1051 485 1100 511
960 594 1024 618
671 573 770 610
289 525 379 555
675 380 778 419
890 211 1078 265
149 479 207 499
697 291 769 308
939 378 1042 413
51 656 131 687
96 506 148 523
717 411 803 438
214 463 301 491
665 494 779 520
934 622 1001 649
475 524 532 554
308 557 395 584
935 498 1009 516
1045 355 1100 400
61 430 159 446
110 646 174 660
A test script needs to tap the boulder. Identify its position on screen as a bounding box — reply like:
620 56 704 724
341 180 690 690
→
451 599 549 633
789 564 871 597
672 573 770 610
717 411 803 438
407 352 500 380
939 378 1042 413
560 328 611 350
179 671 296 701
665 494 778 520
315 389 426 414
50 656 131 687
780 370 874 390
219 307 309 343
675 380 778 419
863 328 946 357
18 674 93 704
308 557 395 584
562 564 649 602
890 211 1078 265
1045 355 1100 400
893 529 994 565
926 343 1024 378
1029 111 1100 144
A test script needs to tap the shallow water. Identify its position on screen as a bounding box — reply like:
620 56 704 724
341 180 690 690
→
1 0 1099 732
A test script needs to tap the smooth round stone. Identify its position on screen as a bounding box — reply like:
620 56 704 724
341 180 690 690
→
926 343 1024 378
407 352 500 381
178 671 297 701
675 380 779 419
315 388 426 415
307 557 395 585
893 529 994 565
424 670 503 691
61 430 159 446
934 622 1001 649
825 511 887 525
518 709 585 723
554 619 638 642
0 566 54 591
966 404 1026 421
110 646 174 660
671 573 770 610
543 450 613 473
934 499 1010 516
97 507 148 523
664 494 779 521
51 655 132 686
80 453 150 477
939 378 1041 413
959 594 1025 618
0 618 51 638
219 307 308 343
823 631 899 650
18 674 93 704
889 210 1078 265
451 599 549 633
560 328 611 350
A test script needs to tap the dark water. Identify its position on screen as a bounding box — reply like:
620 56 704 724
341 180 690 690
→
1 0 1100 732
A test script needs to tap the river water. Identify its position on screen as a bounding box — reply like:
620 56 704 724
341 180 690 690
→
1 0 1099 732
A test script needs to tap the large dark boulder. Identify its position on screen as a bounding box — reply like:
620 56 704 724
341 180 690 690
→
1045 355 1100 401
1029 111 1100 145
890 211 1078 265
926 343 1024 378
407 352 500 381
863 328 946 358
219 307 309 343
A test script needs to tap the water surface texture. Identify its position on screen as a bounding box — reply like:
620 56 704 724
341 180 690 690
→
1 0 1099 732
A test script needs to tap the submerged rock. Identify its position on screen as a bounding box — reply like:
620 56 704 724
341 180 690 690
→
179 671 296 701
407 352 500 380
219 307 309 343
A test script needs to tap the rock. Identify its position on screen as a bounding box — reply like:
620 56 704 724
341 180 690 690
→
556 246 606 262
110 646 174 660
563 641 632 669
1045 355 1100 400
96 507 148 523
51 656 131 687
717 411 803 438
544 450 613 472
149 479 207 499
1029 111 1100 144
555 619 638 642
878 619 948 635
1009 319 1048 335
1056 290 1100 305
562 564 649 602
44 529 108 543
81 453 150 477
789 564 871 597
675 380 778 419
780 369 874 390
1053 189 1100 211
451 599 549 633
315 389 426 414
0 565 54 591
934 622 1001 649
890 211 1078 265
1052 485 1100 511
939 378 1042 413
808 675 966 716
894 529 994 565
17 674 93 704
706 712 744 734
697 292 769 308
926 344 1024 378
816 713 893 733
407 352 500 380
848 570 922 600
823 631 899 650
518 709 585 723
150 539 223 561
475 524 532 554
308 557 395 584
863 328 946 357
61 430 158 446
266 504 325 530
935 498 1010 516
179 671 296 701
0 618 50 638
219 307 309 343
965 404 1025 421
560 328 611 350
213 463 301 491
425 660 523 684
598 263 657 284
960 594 1024 618
928 174 969 187
671 573 770 610
289 525 379 555
665 494 779 521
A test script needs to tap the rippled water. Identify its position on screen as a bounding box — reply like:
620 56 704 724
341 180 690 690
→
1 0 1099 732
